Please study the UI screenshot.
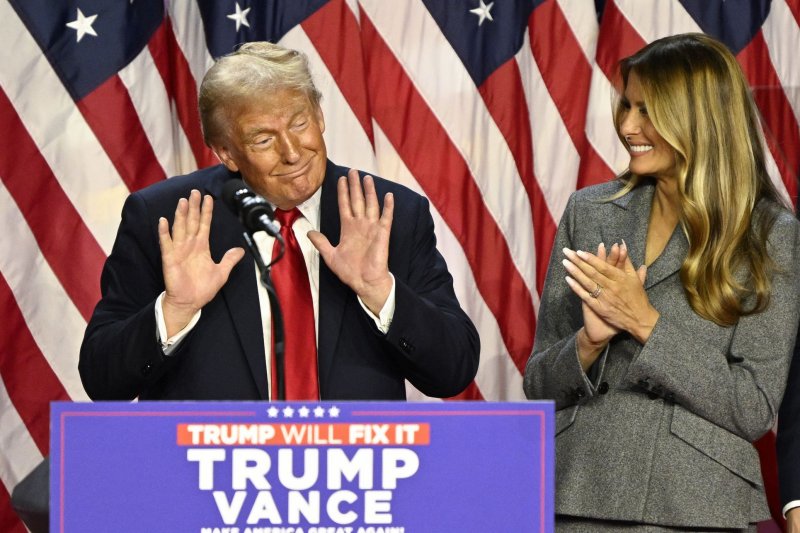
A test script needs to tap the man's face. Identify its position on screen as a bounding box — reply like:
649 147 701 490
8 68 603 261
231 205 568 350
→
213 87 327 210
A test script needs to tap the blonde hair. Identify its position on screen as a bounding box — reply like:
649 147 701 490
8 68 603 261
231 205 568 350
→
199 42 322 145
612 33 787 326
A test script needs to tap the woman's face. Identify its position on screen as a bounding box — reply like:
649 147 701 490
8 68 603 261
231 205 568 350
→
618 72 677 181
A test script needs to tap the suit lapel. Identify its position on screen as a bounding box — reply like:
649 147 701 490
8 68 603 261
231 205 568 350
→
206 171 269 399
317 162 350 390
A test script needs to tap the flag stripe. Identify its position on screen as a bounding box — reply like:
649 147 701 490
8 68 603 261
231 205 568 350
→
361 12 535 370
738 33 800 202
477 60 554 293
0 88 104 322
301 0 375 146
76 77 167 193
0 274 69 454
148 18 218 171
0 481 26 533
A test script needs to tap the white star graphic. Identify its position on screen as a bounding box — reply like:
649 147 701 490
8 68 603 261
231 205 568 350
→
313 406 325 418
328 406 340 418
267 406 279 418
282 406 295 418
66 8 99 43
469 0 494 26
227 2 251 32
298 406 310 418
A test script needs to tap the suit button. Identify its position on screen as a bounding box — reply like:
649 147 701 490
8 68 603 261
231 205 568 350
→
575 387 586 399
637 378 650 388
398 337 415 354
597 382 609 394
141 362 153 376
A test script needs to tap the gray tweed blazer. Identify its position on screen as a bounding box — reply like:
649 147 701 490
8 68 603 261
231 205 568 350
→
524 179 800 529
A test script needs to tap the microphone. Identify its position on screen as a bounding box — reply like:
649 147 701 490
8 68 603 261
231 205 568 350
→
221 179 280 238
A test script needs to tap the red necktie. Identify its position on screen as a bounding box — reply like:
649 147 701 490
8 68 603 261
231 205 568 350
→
270 208 319 400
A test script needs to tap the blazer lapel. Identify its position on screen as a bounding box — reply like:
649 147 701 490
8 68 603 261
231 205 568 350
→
206 172 269 399
316 163 350 390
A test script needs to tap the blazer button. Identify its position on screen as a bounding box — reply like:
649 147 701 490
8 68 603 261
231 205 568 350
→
597 382 609 395
637 378 650 388
665 392 675 402
141 362 153 376
575 387 586 399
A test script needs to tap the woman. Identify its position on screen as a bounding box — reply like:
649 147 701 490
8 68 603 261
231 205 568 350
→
524 33 800 531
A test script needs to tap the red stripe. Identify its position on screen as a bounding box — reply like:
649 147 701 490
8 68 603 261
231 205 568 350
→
529 1 592 155
738 33 800 203
0 88 105 321
0 482 27 533
149 18 218 170
0 274 70 454
594 1 646 89
302 0 375 146
360 14 536 372
578 142 617 189
76 76 166 192
477 61 555 294
786 0 800 29
754 432 787 530
448 381 485 401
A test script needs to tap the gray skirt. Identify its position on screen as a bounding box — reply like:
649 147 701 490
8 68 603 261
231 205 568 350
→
555 515 759 532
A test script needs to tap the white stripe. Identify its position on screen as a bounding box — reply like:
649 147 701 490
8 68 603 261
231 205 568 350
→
166 0 214 90
360 0 539 298
373 125 525 401
614 0 701 42
0 182 89 402
278 27 379 175
517 29 579 228
762 1 800 126
0 378 44 491
556 0 600 64
118 48 197 179
585 68 629 176
0 1 130 255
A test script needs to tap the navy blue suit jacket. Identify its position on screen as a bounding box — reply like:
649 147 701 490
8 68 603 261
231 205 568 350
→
79 160 479 400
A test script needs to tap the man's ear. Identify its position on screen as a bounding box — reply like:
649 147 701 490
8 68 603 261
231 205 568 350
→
212 145 239 172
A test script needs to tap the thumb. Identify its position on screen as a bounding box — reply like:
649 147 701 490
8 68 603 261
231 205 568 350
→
307 230 334 265
219 247 245 277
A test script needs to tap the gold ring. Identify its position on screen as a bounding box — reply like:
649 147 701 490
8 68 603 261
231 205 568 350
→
590 283 602 298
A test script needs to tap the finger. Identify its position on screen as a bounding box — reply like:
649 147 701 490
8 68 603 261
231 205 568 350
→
218 247 245 278
307 230 335 266
606 243 619 265
597 242 607 262
363 175 380 219
158 217 173 255
348 168 366 217
186 189 202 237
380 192 394 230
565 275 598 305
172 197 189 243
637 264 647 284
562 257 601 294
564 248 612 283
337 176 352 219
615 242 628 269
621 250 638 274
198 194 214 241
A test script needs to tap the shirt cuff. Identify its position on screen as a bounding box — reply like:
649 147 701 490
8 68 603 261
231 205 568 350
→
155 292 201 355
357 274 396 334
783 500 800 518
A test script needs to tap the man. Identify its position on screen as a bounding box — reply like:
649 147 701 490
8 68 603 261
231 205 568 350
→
778 334 800 532
79 42 479 401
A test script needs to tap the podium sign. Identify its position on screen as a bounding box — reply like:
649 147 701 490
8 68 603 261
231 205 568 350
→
51 401 554 532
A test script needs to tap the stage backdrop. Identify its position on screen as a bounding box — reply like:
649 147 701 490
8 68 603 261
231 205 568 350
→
1 1 797 531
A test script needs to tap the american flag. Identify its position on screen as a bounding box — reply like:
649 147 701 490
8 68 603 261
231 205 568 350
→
1 0 797 531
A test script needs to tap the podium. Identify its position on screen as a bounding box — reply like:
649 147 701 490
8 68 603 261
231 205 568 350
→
45 401 554 532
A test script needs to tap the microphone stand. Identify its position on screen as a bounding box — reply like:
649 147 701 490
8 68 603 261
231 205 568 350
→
241 232 286 401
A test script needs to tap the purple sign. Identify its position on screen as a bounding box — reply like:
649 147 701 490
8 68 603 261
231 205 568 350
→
51 401 554 532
